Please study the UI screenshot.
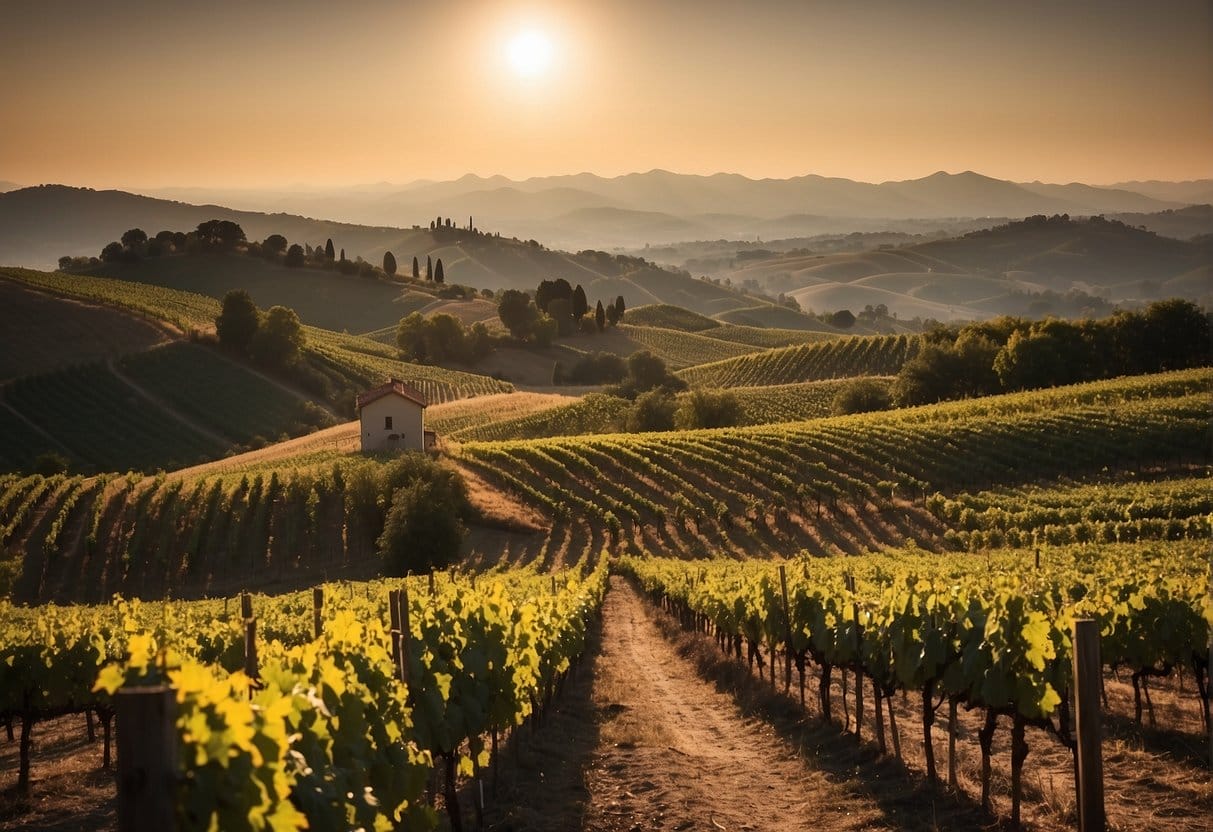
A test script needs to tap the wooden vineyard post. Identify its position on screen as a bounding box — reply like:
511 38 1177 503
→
116 686 176 832
312 587 324 639
397 588 411 686
389 589 402 671
242 593 258 684
847 574 864 740
778 565 794 694
1072 619 1104 832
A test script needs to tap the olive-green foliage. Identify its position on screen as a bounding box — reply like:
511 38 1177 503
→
215 290 261 353
625 389 677 432
376 454 469 574
250 305 305 367
832 378 893 415
674 389 742 429
895 299 1210 405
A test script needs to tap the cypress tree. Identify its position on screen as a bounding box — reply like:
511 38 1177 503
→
572 284 589 320
324 238 335 260
412 256 420 279
434 259 445 284
383 251 397 276
595 299 606 332
426 255 433 280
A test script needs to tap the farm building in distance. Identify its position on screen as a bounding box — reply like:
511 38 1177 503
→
356 379 433 452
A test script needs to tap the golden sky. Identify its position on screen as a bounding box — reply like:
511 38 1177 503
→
2 0 1210 188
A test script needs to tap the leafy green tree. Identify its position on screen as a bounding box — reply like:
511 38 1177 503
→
251 305 305 367
832 378 892 415
674 389 742 429
377 466 469 575
468 322 493 360
100 241 126 262
383 251 397 276
829 309 856 329
595 299 606 332
626 389 676 432
215 289 261 354
994 329 1064 391
536 278 573 313
324 238 335 261
262 234 288 256
284 244 305 267
423 313 467 362
531 314 558 347
395 312 428 361
1141 298 1210 371
497 289 538 339
548 297 574 336
121 228 148 248
196 219 247 250
572 285 589 320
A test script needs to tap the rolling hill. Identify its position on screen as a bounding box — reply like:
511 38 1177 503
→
725 214 1211 320
143 170 1188 251
0 185 768 316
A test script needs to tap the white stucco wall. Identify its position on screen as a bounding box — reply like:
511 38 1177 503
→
359 395 425 451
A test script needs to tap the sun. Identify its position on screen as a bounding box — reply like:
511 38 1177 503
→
506 29 554 79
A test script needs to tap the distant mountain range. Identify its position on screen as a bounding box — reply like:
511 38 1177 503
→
129 170 1211 250
1 179 1208 324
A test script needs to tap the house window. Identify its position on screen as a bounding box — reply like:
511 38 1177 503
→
384 416 393 430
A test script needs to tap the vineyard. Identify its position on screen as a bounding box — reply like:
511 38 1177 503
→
3 363 228 472
617 324 759 368
677 333 920 387
622 303 721 331
0 369 1205 605
1 560 609 830
929 475 1213 551
455 369 1211 564
621 543 1211 826
448 393 631 443
0 268 515 414
425 392 577 436
701 323 839 349
730 377 895 425
0 343 336 474
117 343 334 444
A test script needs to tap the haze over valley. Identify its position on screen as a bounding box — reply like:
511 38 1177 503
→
1 2 1210 831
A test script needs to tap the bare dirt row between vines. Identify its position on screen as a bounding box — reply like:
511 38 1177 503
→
488 575 1211 832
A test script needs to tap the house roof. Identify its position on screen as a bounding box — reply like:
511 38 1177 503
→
356 378 429 410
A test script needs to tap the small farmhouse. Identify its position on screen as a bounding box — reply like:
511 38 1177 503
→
356 379 430 452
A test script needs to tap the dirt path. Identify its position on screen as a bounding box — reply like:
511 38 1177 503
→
490 576 898 831
583 577 880 832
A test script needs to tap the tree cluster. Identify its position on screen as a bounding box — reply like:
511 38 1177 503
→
892 299 1211 406
215 289 306 368
607 350 687 400
395 312 492 365
618 386 742 433
496 280 625 345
